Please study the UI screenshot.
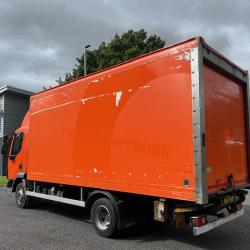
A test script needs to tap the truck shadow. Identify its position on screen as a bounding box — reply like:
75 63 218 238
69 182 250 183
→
119 206 250 250
119 222 241 249
34 201 91 224
34 201 250 250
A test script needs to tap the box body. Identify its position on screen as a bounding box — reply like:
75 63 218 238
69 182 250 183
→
15 37 249 204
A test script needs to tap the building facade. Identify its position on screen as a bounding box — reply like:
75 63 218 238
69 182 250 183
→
0 85 33 176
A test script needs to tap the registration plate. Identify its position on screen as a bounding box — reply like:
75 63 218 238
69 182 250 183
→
222 195 235 206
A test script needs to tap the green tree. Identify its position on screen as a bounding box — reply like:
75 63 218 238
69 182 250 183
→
57 29 166 84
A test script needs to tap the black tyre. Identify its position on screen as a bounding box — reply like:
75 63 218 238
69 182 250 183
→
91 198 118 237
15 182 30 208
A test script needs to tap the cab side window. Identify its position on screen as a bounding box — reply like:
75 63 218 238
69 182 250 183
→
11 133 23 156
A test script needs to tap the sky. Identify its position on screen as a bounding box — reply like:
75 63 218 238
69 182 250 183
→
0 0 250 92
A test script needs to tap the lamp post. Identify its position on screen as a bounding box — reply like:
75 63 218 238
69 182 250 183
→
84 44 91 76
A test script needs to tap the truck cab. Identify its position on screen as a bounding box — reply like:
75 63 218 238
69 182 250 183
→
3 112 29 187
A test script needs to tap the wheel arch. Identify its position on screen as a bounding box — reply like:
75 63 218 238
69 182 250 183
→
12 172 27 192
86 190 119 209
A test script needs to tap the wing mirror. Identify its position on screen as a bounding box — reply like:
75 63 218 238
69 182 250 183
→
9 155 16 160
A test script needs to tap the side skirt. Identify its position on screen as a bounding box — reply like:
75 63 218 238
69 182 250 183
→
26 191 86 207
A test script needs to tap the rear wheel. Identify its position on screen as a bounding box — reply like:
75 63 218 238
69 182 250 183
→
15 182 30 208
91 198 118 237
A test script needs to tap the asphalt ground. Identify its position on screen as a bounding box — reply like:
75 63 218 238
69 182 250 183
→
0 187 250 250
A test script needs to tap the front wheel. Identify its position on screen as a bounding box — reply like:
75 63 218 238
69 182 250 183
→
15 182 30 208
91 198 118 237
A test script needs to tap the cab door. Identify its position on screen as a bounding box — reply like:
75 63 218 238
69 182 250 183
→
8 132 25 180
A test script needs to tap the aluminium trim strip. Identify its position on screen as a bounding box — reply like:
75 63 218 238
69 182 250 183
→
191 45 208 204
246 74 250 183
26 191 86 207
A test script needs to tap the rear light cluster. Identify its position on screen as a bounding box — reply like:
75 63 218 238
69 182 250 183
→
235 203 243 211
191 215 207 227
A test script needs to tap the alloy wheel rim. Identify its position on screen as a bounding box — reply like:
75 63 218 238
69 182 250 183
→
95 205 111 230
16 188 24 205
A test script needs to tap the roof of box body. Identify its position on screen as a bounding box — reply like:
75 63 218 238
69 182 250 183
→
0 85 33 97
32 36 248 97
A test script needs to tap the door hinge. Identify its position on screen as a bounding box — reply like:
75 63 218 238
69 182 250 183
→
202 133 206 147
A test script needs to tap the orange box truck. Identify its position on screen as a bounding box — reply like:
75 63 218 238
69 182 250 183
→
3 37 250 237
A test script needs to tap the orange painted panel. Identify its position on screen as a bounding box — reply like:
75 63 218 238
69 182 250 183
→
204 65 249 193
26 39 198 202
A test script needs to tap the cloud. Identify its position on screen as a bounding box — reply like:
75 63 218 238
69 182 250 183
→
0 0 249 92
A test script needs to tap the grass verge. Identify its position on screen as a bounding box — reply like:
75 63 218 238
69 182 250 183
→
0 176 7 186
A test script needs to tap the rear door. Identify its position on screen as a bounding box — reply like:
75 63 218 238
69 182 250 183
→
204 65 249 193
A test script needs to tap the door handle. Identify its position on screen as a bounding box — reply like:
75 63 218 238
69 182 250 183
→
18 163 23 170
